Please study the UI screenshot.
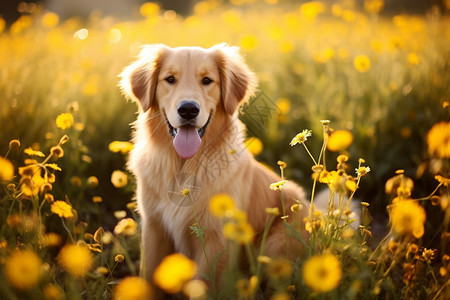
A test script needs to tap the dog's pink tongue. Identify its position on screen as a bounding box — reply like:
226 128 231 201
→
173 127 202 159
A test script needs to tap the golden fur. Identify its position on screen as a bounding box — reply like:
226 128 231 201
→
120 44 308 293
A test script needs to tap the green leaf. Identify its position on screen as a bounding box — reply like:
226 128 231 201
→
284 222 308 247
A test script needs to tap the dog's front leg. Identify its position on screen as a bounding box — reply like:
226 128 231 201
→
140 217 174 292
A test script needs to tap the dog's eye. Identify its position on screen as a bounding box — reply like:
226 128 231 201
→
165 76 176 84
201 77 212 85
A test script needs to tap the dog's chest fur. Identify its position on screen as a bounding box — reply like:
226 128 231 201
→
129 112 253 254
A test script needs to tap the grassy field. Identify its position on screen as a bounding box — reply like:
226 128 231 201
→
0 0 449 299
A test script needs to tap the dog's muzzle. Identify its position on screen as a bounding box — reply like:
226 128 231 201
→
165 114 211 159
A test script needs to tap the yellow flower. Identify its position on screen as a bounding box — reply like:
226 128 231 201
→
240 34 258 51
46 163 62 171
0 156 14 182
41 12 59 28
183 280 207 299
327 130 354 152
114 218 138 236
356 166 371 177
114 210 127 219
300 1 325 20
94 227 105 243
87 176 99 188
277 160 287 169
109 141 134 154
223 220 254 244
269 180 287 191
5 249 42 290
290 129 312 146
337 154 349 164
182 188 190 196
56 113 74 130
51 200 74 219
390 200 426 238
153 253 197 294
302 254 342 293
276 98 291 115
427 122 450 158
245 137 263 155
265 207 280 215
58 244 93 277
95 266 109 275
111 170 128 188
71 176 82 187
422 248 436 261
313 47 335 63
114 276 153 300
407 52 420 65
291 203 303 212
353 55 371 73
24 147 45 157
115 254 125 263
140 2 160 17
346 178 358 192
268 258 293 281
43 232 62 247
385 172 414 196
388 240 399 253
209 194 236 218
236 276 258 299
435 175 450 186
92 196 103 203
59 134 69 145
9 139 21 150
364 0 384 14
49 146 64 158
43 283 63 300
257 255 272 264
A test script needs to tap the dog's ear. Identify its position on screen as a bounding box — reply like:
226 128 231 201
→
119 44 168 112
211 44 257 115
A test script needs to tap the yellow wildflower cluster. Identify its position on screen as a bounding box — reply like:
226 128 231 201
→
427 121 450 158
5 249 42 290
209 194 254 244
58 244 93 277
302 253 342 293
153 253 197 294
114 276 152 300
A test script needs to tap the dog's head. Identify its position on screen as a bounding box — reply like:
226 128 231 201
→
120 44 257 159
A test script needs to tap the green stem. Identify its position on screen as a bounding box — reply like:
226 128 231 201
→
280 191 290 258
302 143 318 166
310 176 318 214
415 183 443 201
256 215 276 278
61 218 75 244
432 278 450 300
318 124 329 170
116 237 137 276
245 242 256 275
188 194 215 291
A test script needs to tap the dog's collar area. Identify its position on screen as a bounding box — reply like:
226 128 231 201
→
165 114 212 139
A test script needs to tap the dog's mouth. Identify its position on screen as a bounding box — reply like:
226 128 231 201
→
165 114 211 159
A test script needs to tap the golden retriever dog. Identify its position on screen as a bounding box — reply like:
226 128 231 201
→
119 44 308 294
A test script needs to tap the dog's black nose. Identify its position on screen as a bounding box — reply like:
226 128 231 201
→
177 101 200 120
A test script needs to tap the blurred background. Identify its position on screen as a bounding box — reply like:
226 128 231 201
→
0 0 449 243
0 0 446 23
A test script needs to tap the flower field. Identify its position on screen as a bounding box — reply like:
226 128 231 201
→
0 0 449 299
